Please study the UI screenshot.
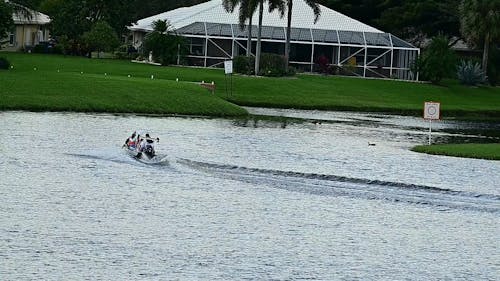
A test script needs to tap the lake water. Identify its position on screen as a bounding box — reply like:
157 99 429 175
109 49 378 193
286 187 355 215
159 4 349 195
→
1 110 499 280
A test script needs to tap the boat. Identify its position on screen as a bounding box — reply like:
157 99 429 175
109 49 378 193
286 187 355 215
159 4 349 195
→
123 133 159 162
124 145 155 160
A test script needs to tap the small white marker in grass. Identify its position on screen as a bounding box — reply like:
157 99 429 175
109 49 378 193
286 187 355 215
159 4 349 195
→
176 78 179 82
128 74 131 78
151 75 154 79
33 67 37 71
104 73 107 76
81 71 83 74
10 65 13 69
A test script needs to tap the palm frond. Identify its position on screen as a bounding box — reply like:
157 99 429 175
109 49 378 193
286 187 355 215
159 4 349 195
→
304 0 321 23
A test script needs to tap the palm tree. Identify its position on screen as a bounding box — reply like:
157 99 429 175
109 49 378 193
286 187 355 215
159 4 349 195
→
460 0 500 76
223 0 284 75
143 20 183 65
254 0 264 75
222 0 257 57
255 0 285 75
283 0 321 70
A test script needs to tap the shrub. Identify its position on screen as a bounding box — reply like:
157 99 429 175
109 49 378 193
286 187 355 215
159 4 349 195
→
114 51 137 60
115 44 138 59
457 60 486 86
259 53 287 77
234 54 293 77
32 42 64 55
116 44 128 53
82 21 120 58
327 65 339 75
142 20 186 66
233 55 255 75
0 57 10 69
417 35 457 84
33 44 47 53
52 45 63 54
317 55 330 74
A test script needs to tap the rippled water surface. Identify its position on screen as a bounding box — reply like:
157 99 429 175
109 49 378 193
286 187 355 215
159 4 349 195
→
1 111 499 280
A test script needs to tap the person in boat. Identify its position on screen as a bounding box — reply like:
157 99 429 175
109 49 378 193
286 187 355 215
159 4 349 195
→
141 133 159 157
136 135 143 152
124 132 137 149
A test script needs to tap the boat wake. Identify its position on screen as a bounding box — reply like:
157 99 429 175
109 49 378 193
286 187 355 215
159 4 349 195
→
66 149 170 167
178 158 500 214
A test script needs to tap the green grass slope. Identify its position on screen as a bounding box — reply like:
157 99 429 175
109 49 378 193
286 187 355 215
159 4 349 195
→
0 53 247 116
2 53 499 119
412 143 500 160
226 75 500 118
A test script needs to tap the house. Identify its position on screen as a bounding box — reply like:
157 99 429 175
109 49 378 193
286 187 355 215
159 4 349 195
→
128 0 420 81
1 3 51 51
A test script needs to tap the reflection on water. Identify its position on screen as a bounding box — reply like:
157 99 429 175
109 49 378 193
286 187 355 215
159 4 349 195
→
1 111 499 280
246 107 500 144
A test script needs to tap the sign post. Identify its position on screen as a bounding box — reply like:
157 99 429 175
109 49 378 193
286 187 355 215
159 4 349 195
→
424 101 440 145
224 60 233 98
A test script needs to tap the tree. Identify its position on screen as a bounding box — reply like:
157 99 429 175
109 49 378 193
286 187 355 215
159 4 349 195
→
282 0 321 69
40 0 135 42
254 0 264 75
13 0 44 8
254 0 285 75
130 0 207 20
460 0 500 78
377 0 461 46
142 20 185 65
320 0 461 47
223 0 258 57
222 0 282 75
82 20 120 58
415 35 457 84
318 0 383 26
0 1 13 45
40 0 92 48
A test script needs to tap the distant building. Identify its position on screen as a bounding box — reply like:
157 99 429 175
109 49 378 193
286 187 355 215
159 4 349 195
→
129 0 419 81
450 38 483 58
1 3 51 51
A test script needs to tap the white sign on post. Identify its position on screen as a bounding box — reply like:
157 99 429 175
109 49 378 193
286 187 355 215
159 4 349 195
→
224 60 233 75
424 101 440 120
424 101 440 145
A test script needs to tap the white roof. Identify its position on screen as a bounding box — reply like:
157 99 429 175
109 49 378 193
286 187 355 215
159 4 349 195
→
12 6 51 25
129 0 382 34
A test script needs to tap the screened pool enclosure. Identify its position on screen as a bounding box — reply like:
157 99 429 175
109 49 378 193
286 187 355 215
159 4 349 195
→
177 22 419 80
129 0 419 81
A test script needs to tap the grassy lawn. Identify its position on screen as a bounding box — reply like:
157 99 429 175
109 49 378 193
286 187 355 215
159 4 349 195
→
229 75 500 118
1 52 500 119
412 143 500 161
0 53 247 117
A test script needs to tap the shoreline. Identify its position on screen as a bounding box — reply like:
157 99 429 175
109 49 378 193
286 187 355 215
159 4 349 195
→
2 52 499 160
3 108 499 161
